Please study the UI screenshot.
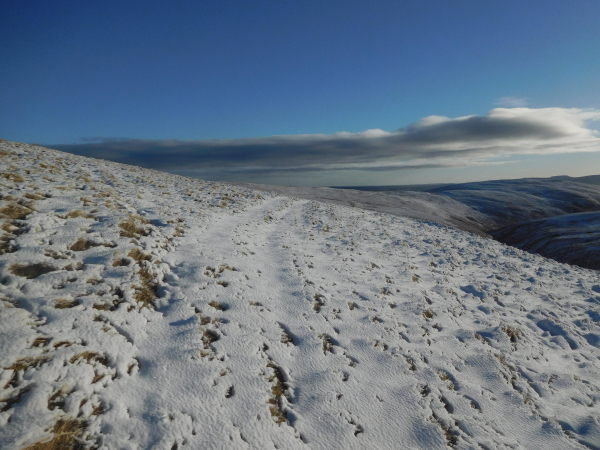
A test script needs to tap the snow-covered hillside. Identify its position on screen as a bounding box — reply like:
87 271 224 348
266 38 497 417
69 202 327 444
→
231 183 496 237
492 211 600 271
336 179 600 270
431 179 600 229
1 139 600 450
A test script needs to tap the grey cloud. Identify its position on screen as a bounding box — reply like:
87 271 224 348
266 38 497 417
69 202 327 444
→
49 107 600 181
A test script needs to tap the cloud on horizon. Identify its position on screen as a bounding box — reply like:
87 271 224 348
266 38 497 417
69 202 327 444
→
49 107 600 182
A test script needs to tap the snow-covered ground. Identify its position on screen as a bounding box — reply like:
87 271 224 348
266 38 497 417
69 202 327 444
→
332 179 600 269
231 183 496 236
492 211 600 271
430 179 600 229
1 139 600 450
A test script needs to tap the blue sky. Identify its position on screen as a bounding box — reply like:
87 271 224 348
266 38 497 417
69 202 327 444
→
1 0 600 185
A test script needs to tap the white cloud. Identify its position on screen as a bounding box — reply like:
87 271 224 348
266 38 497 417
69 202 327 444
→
52 107 600 180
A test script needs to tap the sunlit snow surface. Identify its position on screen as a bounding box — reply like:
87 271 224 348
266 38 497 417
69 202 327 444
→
1 139 599 450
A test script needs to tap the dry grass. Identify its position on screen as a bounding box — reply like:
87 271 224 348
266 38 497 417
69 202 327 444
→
313 294 325 312
319 334 334 353
133 267 158 308
280 327 294 345
69 238 100 252
128 248 151 262
208 300 227 311
93 190 112 198
0 235 16 255
438 371 455 390
70 351 107 366
92 372 105 384
119 219 149 239
91 402 105 415
502 326 520 344
130 214 151 224
430 412 458 447
267 362 288 424
268 399 287 424
5 356 51 388
8 356 51 372
21 418 86 450
44 249 70 260
24 192 45 200
1 386 32 413
1 172 24 183
438 371 451 381
201 328 220 346
1 203 32 220
112 257 130 267
64 210 89 219
11 262 56 279
32 336 51 348
92 303 111 311
423 309 434 320
47 388 67 411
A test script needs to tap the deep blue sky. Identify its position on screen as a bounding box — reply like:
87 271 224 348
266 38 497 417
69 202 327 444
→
2 1 600 185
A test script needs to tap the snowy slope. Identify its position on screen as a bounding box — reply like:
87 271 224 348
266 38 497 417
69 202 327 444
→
336 179 600 269
430 179 600 229
492 211 600 270
1 139 600 450
231 183 496 236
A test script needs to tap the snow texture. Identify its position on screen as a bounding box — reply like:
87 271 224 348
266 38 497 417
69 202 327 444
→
431 179 600 229
1 139 600 450
492 211 600 270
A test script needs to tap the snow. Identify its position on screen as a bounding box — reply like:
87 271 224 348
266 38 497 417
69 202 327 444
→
231 183 496 237
332 179 600 270
1 139 600 449
430 179 600 228
491 211 600 270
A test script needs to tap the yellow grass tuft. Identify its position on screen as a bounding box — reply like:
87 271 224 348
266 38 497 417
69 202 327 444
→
1 203 32 220
11 262 56 279
70 351 107 366
24 192 45 200
64 210 89 219
69 238 100 252
128 248 151 262
118 219 149 239
1 172 24 183
133 267 158 308
8 356 51 372
21 418 85 450
54 298 80 309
